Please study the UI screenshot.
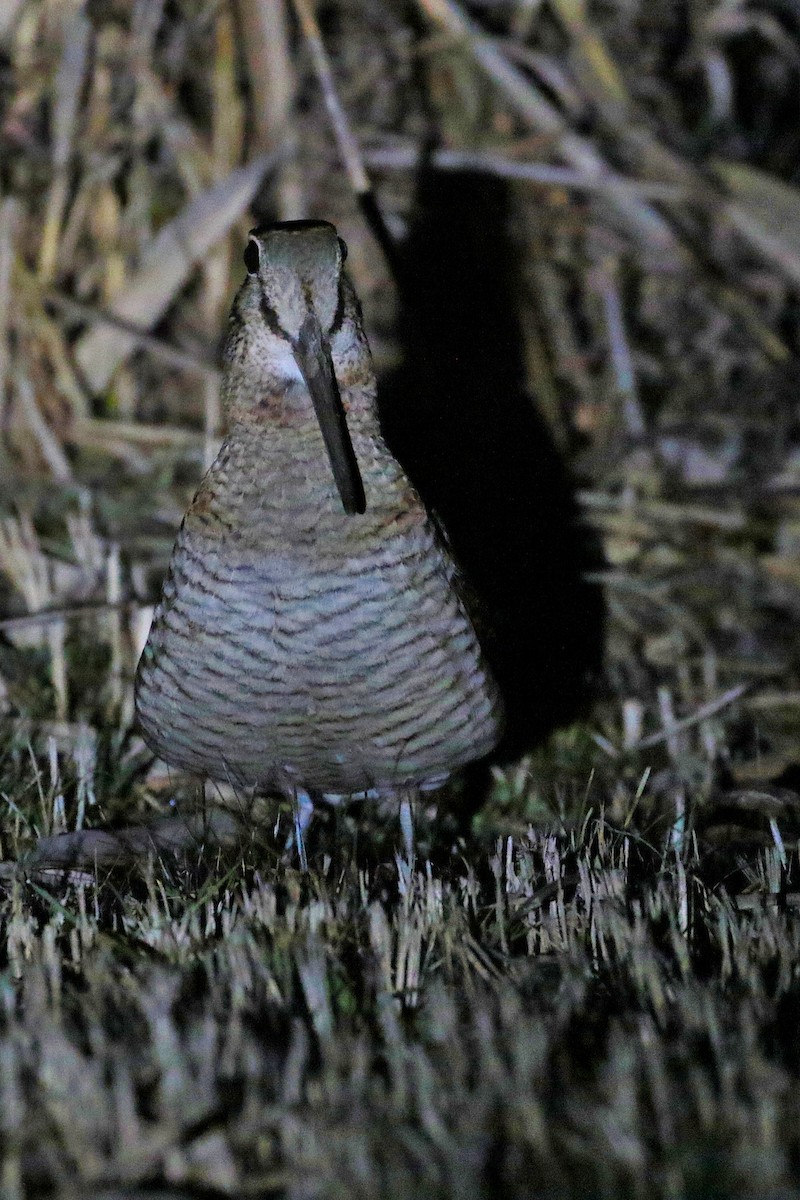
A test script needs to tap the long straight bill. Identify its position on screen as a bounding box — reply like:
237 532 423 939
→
293 313 366 515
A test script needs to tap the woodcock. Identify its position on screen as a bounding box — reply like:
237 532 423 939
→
134 220 504 849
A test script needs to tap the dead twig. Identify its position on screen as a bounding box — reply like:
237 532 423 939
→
239 0 305 219
363 143 689 201
630 683 750 752
45 291 221 381
588 253 647 441
289 0 400 277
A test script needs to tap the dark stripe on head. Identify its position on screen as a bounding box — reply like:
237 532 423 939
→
329 280 346 338
258 272 346 343
258 286 289 341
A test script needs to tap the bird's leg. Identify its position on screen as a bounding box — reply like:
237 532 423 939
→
398 788 418 874
283 786 314 872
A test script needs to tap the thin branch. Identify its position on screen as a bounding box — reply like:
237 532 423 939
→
0 599 134 634
588 254 647 440
1 808 246 878
45 291 221 381
13 366 73 482
288 0 400 277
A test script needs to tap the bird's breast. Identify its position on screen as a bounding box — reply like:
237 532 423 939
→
134 422 504 793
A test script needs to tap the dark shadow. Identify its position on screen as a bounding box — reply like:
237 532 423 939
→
378 168 605 771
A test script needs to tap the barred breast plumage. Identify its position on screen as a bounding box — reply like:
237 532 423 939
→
134 220 503 804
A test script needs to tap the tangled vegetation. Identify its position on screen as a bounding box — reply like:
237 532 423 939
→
2 1 800 1196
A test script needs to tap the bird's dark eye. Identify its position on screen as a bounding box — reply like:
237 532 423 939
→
244 239 260 275
337 236 348 262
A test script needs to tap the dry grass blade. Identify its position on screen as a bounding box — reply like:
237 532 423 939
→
37 8 90 284
547 0 800 303
73 153 279 393
12 365 72 482
363 143 688 200
0 599 134 634
716 160 800 290
629 683 750 751
239 0 305 219
549 0 632 111
2 5 800 1197
0 0 23 39
46 291 221 381
11 808 244 874
0 196 18 429
290 0 370 195
240 0 294 156
0 515 69 718
588 250 646 440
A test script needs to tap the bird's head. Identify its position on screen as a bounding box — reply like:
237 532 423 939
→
224 219 366 515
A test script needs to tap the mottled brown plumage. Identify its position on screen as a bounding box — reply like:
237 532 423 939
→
135 221 503 809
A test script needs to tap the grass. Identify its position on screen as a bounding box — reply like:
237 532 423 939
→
0 778 797 1199
4 1 800 1196
2 693 800 1197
